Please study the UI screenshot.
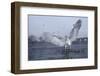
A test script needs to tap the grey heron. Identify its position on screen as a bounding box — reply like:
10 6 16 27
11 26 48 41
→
41 19 82 49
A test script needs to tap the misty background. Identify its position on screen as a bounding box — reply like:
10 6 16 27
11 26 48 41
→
28 15 88 38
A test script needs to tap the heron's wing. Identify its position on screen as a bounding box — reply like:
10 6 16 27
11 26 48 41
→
42 32 65 46
69 28 75 41
50 37 65 46
69 19 82 42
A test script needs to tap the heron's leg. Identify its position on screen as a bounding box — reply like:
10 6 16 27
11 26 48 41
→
69 44 72 50
70 45 71 49
64 44 67 51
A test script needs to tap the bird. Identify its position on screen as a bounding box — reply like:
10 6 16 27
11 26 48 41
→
41 19 82 49
65 19 82 49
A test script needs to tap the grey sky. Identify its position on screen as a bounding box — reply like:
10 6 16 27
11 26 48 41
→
28 15 88 37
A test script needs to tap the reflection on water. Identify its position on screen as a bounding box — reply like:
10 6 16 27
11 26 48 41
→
28 37 88 61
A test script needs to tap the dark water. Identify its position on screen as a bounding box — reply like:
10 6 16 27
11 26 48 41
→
28 41 88 61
